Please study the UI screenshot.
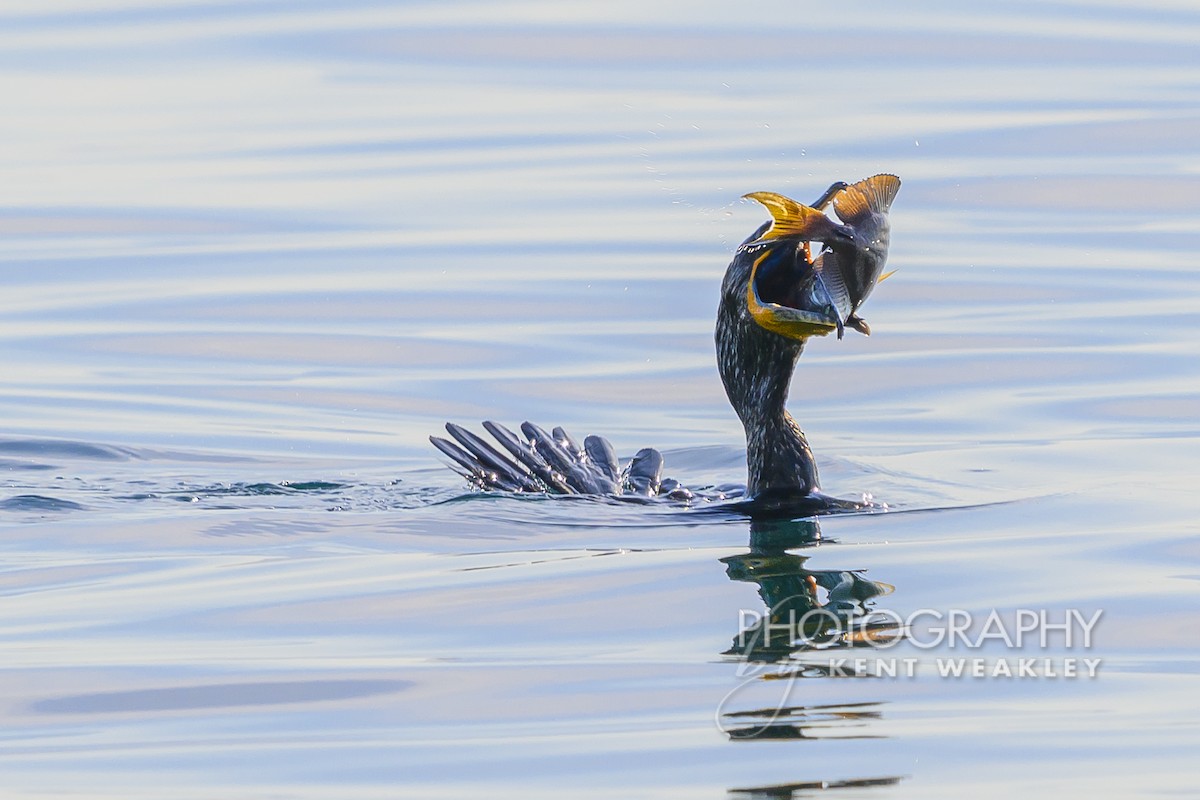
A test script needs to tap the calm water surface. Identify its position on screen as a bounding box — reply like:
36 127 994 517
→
2 2 1199 797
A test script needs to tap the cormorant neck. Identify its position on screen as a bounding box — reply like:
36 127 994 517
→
716 261 821 498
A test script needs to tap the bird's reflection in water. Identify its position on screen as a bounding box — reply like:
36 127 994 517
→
728 775 904 799
719 517 907 794
722 700 884 741
722 518 898 667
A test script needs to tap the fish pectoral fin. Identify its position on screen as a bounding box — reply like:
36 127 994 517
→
847 315 872 336
833 174 902 222
742 191 833 241
814 250 853 330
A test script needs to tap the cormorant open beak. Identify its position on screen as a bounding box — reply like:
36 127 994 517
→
746 246 841 340
741 191 848 341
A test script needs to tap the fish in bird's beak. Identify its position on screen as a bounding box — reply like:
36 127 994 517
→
738 189 857 340
818 173 902 338
741 191 853 246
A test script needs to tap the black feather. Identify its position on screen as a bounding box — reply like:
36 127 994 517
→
584 435 620 483
482 420 574 494
429 435 524 492
552 426 583 456
625 448 664 496
444 423 542 492
520 422 572 471
520 422 595 493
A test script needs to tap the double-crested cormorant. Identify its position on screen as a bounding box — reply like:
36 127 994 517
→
431 174 900 505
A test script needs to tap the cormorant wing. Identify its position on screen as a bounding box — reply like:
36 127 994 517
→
432 421 638 495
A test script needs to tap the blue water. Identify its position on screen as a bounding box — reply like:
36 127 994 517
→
2 2 1199 797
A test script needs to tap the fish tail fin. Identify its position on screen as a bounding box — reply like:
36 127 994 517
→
833 174 901 222
743 191 834 241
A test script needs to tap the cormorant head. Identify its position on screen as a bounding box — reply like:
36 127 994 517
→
733 175 902 343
